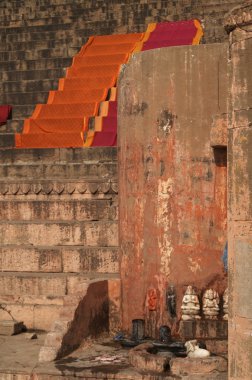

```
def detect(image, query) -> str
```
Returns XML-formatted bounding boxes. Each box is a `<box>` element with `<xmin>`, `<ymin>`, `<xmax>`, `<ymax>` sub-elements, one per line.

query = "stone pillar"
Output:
<box><xmin>225</xmin><ymin>4</ymin><xmax>252</xmax><ymax>379</ymax></box>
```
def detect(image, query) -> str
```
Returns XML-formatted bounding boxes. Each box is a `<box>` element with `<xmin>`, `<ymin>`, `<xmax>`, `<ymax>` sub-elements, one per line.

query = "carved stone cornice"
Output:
<box><xmin>0</xmin><ymin>180</ymin><xmax>118</xmax><ymax>195</ymax></box>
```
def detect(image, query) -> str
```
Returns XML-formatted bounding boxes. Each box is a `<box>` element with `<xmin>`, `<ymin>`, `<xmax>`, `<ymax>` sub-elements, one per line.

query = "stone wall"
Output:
<box><xmin>0</xmin><ymin>147</ymin><xmax>120</xmax><ymax>331</ymax></box>
<box><xmin>118</xmin><ymin>43</ymin><xmax>229</xmax><ymax>334</ymax></box>
<box><xmin>225</xmin><ymin>3</ymin><xmax>252</xmax><ymax>379</ymax></box>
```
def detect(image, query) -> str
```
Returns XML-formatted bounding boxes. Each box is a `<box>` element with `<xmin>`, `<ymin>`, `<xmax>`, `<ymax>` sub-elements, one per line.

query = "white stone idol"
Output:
<box><xmin>203</xmin><ymin>289</ymin><xmax>220</xmax><ymax>319</ymax></box>
<box><xmin>181</xmin><ymin>286</ymin><xmax>201</xmax><ymax>320</ymax></box>
<box><xmin>185</xmin><ymin>340</ymin><xmax>210</xmax><ymax>358</ymax></box>
<box><xmin>223</xmin><ymin>288</ymin><xmax>228</xmax><ymax>320</ymax></box>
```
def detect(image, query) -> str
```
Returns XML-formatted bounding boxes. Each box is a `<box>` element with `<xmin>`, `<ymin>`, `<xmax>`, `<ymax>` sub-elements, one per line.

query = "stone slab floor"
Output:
<box><xmin>0</xmin><ymin>334</ymin><xmax>227</xmax><ymax>380</ymax></box>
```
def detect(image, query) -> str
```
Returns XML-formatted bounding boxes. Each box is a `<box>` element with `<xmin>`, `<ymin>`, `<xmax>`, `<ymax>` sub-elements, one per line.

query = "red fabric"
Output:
<box><xmin>0</xmin><ymin>105</ymin><xmax>12</xmax><ymax>126</ymax></box>
<box><xmin>102</xmin><ymin>116</ymin><xmax>117</xmax><ymax>132</ymax></box>
<box><xmin>91</xmin><ymin>131</ymin><xmax>117</xmax><ymax>146</ymax></box>
<box><xmin>143</xmin><ymin>20</ymin><xmax>198</xmax><ymax>50</ymax></box>
<box><xmin>107</xmin><ymin>101</ymin><xmax>117</xmax><ymax>117</ymax></box>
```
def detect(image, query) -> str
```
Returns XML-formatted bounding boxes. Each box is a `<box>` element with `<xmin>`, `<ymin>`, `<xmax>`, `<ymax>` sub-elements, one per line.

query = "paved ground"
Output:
<box><xmin>0</xmin><ymin>333</ymin><xmax>228</xmax><ymax>380</ymax></box>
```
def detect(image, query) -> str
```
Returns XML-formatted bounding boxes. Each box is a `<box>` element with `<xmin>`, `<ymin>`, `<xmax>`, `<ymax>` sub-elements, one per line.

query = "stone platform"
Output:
<box><xmin>0</xmin><ymin>333</ymin><xmax>227</xmax><ymax>380</ymax></box>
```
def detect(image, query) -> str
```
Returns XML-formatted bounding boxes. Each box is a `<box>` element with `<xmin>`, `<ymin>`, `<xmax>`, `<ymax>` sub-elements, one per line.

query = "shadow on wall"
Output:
<box><xmin>57</xmin><ymin>280</ymin><xmax>109</xmax><ymax>359</ymax></box>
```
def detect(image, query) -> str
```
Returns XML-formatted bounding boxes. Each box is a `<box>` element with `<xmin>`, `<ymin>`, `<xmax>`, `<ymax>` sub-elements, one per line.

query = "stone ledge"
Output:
<box><xmin>128</xmin><ymin>343</ymin><xmax>173</xmax><ymax>373</ymax></box>
<box><xmin>210</xmin><ymin>113</ymin><xmax>228</xmax><ymax>147</ymax></box>
<box><xmin>179</xmin><ymin>320</ymin><xmax>228</xmax><ymax>340</ymax></box>
<box><xmin>0</xmin><ymin>180</ymin><xmax>118</xmax><ymax>195</ymax></box>
<box><xmin>170</xmin><ymin>356</ymin><xmax>228</xmax><ymax>375</ymax></box>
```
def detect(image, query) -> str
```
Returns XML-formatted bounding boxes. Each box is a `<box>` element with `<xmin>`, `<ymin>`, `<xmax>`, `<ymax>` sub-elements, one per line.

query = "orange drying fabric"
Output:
<box><xmin>73</xmin><ymin>53</ymin><xmax>129</xmax><ymax>67</ymax></box>
<box><xmin>88</xmin><ymin>33</ymin><xmax>143</xmax><ymax>45</ymax></box>
<box><xmin>66</xmin><ymin>64</ymin><xmax>121</xmax><ymax>79</ymax></box>
<box><xmin>192</xmin><ymin>19</ymin><xmax>203</xmax><ymax>44</ymax></box>
<box><xmin>78</xmin><ymin>33</ymin><xmax>143</xmax><ymax>55</ymax></box>
<box><xmin>23</xmin><ymin>118</ymin><xmax>89</xmax><ymax>134</ymax></box>
<box><xmin>32</xmin><ymin>103</ymin><xmax>99</xmax><ymax>119</ymax></box>
<box><xmin>58</xmin><ymin>76</ymin><xmax>117</xmax><ymax>91</ymax></box>
<box><xmin>83</xmin><ymin>44</ymin><xmax>137</xmax><ymax>56</ymax></box>
<box><xmin>48</xmin><ymin>88</ymin><xmax>108</xmax><ymax>104</ymax></box>
<box><xmin>15</xmin><ymin>132</ymin><xmax>84</xmax><ymax>148</ymax></box>
<box><xmin>16</xmin><ymin>31</ymin><xmax>144</xmax><ymax>148</ymax></box>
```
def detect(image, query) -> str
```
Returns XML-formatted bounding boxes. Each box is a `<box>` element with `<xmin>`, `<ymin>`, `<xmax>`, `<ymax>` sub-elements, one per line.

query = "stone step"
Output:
<box><xmin>0</xmin><ymin>293</ymin><xmax>63</xmax><ymax>330</ymax></box>
<box><xmin>0</xmin><ymin>11</ymin><xmax>90</xmax><ymax>26</ymax></box>
<box><xmin>0</xmin><ymin>146</ymin><xmax>117</xmax><ymax>164</ymax></box>
<box><xmin>9</xmin><ymin>105</ymin><xmax>34</xmax><ymax>119</ymax></box>
<box><xmin>0</xmin><ymin>134</ymin><xmax>15</xmax><ymax>148</ymax></box>
<box><xmin>0</xmin><ymin>221</ymin><xmax>118</xmax><ymax>246</ymax></box>
<box><xmin>0</xmin><ymin>120</ymin><xmax>23</xmax><ymax>133</ymax></box>
<box><xmin>0</xmin><ymin>57</ymin><xmax>72</xmax><ymax>72</ymax></box>
<box><xmin>0</xmin><ymin>245</ymin><xmax>119</xmax><ymax>273</ymax></box>
<box><xmin>0</xmin><ymin>15</ymin><xmax>80</xmax><ymax>28</ymax></box>
<box><xmin>1</xmin><ymin>78</ymin><xmax>59</xmax><ymax>93</ymax></box>
<box><xmin>0</xmin><ymin>46</ymin><xmax>79</xmax><ymax>61</ymax></box>
<box><xmin>0</xmin><ymin>199</ymin><xmax>118</xmax><ymax>221</ymax></box>
<box><xmin>0</xmin><ymin>67</ymin><xmax>66</xmax><ymax>81</ymax></box>
<box><xmin>5</xmin><ymin>29</ymin><xmax>88</xmax><ymax>43</ymax></box>
<box><xmin>1</xmin><ymin>18</ymin><xmax>112</xmax><ymax>34</ymax></box>
<box><xmin>0</xmin><ymin>272</ymin><xmax>118</xmax><ymax>296</ymax></box>
<box><xmin>0</xmin><ymin>161</ymin><xmax>117</xmax><ymax>179</ymax></box>
<box><xmin>0</xmin><ymin>36</ymin><xmax>84</xmax><ymax>52</ymax></box>
<box><xmin>0</xmin><ymin>91</ymin><xmax>49</xmax><ymax>105</ymax></box>
<box><xmin>0</xmin><ymin>272</ymin><xmax>118</xmax><ymax>331</ymax></box>
<box><xmin>0</xmin><ymin>0</ymin><xmax>91</xmax><ymax>7</ymax></box>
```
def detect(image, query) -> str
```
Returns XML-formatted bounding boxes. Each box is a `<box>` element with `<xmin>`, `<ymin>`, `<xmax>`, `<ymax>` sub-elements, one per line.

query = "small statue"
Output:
<box><xmin>185</xmin><ymin>340</ymin><xmax>210</xmax><ymax>358</ymax></box>
<box><xmin>181</xmin><ymin>286</ymin><xmax>201</xmax><ymax>320</ymax></box>
<box><xmin>203</xmin><ymin>289</ymin><xmax>220</xmax><ymax>319</ymax></box>
<box><xmin>223</xmin><ymin>288</ymin><xmax>228</xmax><ymax>320</ymax></box>
<box><xmin>147</xmin><ymin>288</ymin><xmax>157</xmax><ymax>311</ymax></box>
<box><xmin>166</xmin><ymin>285</ymin><xmax>176</xmax><ymax>318</ymax></box>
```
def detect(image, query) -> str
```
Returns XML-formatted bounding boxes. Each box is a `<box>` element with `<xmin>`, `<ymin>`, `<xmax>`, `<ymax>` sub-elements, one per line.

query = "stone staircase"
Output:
<box><xmin>0</xmin><ymin>0</ymin><xmax>244</xmax><ymax>362</ymax></box>
<box><xmin>0</xmin><ymin>0</ymin><xmax>244</xmax><ymax>143</ymax></box>
<box><xmin>0</xmin><ymin>147</ymin><xmax>120</xmax><ymax>338</ymax></box>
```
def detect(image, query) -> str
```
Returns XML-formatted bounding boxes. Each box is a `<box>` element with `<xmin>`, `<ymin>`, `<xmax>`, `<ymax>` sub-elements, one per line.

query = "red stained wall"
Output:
<box><xmin>118</xmin><ymin>43</ymin><xmax>228</xmax><ymax>335</ymax></box>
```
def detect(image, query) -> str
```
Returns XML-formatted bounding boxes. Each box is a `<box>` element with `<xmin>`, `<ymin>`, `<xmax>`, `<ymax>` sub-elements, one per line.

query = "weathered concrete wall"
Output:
<box><xmin>225</xmin><ymin>3</ymin><xmax>252</xmax><ymax>379</ymax></box>
<box><xmin>118</xmin><ymin>43</ymin><xmax>228</xmax><ymax>334</ymax></box>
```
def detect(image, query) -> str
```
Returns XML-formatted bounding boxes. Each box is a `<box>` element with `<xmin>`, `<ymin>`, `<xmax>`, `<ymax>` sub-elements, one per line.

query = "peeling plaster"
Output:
<box><xmin>157</xmin><ymin>178</ymin><xmax>174</xmax><ymax>278</ymax></box>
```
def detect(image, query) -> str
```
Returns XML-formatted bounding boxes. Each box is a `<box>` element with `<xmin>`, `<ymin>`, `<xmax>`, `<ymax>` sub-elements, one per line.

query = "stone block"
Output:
<box><xmin>170</xmin><ymin>356</ymin><xmax>228</xmax><ymax>375</ymax></box>
<box><xmin>129</xmin><ymin>343</ymin><xmax>173</xmax><ymax>373</ymax></box>
<box><xmin>44</xmin><ymin>331</ymin><xmax>63</xmax><ymax>349</ymax></box>
<box><xmin>0</xmin><ymin>221</ymin><xmax>118</xmax><ymax>246</ymax></box>
<box><xmin>33</xmin><ymin>304</ymin><xmax>62</xmax><ymax>331</ymax></box>
<box><xmin>0</xmin><ymin>304</ymin><xmax>34</xmax><ymax>329</ymax></box>
<box><xmin>0</xmin><ymin>247</ymin><xmax>62</xmax><ymax>273</ymax></box>
<box><xmin>0</xmin><ymin>295</ymin><xmax>64</xmax><ymax>307</ymax></box>
<box><xmin>62</xmin><ymin>247</ymin><xmax>119</xmax><ymax>273</ymax></box>
<box><xmin>66</xmin><ymin>277</ymin><xmax>90</xmax><ymax>294</ymax></box>
<box><xmin>0</xmin><ymin>273</ymin><xmax>67</xmax><ymax>297</ymax></box>
<box><xmin>0</xmin><ymin>199</ymin><xmax>117</xmax><ymax>222</ymax></box>
<box><xmin>38</xmin><ymin>346</ymin><xmax>58</xmax><ymax>363</ymax></box>
<box><xmin>179</xmin><ymin>320</ymin><xmax>228</xmax><ymax>340</ymax></box>
<box><xmin>51</xmin><ymin>319</ymin><xmax>71</xmax><ymax>333</ymax></box>
<box><xmin>0</xmin><ymin>320</ymin><xmax>24</xmax><ymax>335</ymax></box>
<box><xmin>206</xmin><ymin>339</ymin><xmax>228</xmax><ymax>355</ymax></box>
<box><xmin>210</xmin><ymin>114</ymin><xmax>228</xmax><ymax>147</ymax></box>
